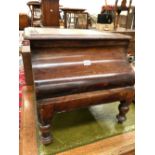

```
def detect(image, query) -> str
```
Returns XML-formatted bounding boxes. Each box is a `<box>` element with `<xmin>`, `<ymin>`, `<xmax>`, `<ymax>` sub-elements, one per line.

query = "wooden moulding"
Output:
<box><xmin>38</xmin><ymin>86</ymin><xmax>135</xmax><ymax>112</ymax></box>
<box><xmin>30</xmin><ymin>39</ymin><xmax>130</xmax><ymax>48</ymax></box>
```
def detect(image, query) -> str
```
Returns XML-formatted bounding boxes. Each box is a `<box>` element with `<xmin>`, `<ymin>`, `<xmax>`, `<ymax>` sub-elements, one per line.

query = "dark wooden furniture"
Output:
<box><xmin>112</xmin><ymin>28</ymin><xmax>135</xmax><ymax>56</ymax></box>
<box><xmin>21</xmin><ymin>39</ymin><xmax>34</xmax><ymax>85</ymax></box>
<box><xmin>24</xmin><ymin>27</ymin><xmax>135</xmax><ymax>145</ymax></box>
<box><xmin>19</xmin><ymin>31</ymin><xmax>34</xmax><ymax>85</ymax></box>
<box><xmin>19</xmin><ymin>13</ymin><xmax>30</xmax><ymax>30</ymax></box>
<box><xmin>41</xmin><ymin>0</ymin><xmax>60</xmax><ymax>27</ymax></box>
<box><xmin>27</xmin><ymin>1</ymin><xmax>41</xmax><ymax>27</ymax></box>
<box><xmin>61</xmin><ymin>8</ymin><xmax>88</xmax><ymax>29</ymax></box>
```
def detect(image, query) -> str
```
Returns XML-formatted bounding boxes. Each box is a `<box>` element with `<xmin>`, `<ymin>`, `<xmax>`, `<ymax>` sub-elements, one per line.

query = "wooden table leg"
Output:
<box><xmin>64</xmin><ymin>12</ymin><xmax>67</xmax><ymax>28</ymax></box>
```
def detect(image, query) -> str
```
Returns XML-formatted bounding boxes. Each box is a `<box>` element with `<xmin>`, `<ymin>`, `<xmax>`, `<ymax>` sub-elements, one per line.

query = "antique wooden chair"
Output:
<box><xmin>27</xmin><ymin>1</ymin><xmax>41</xmax><ymax>27</ymax></box>
<box><xmin>114</xmin><ymin>0</ymin><xmax>132</xmax><ymax>29</ymax></box>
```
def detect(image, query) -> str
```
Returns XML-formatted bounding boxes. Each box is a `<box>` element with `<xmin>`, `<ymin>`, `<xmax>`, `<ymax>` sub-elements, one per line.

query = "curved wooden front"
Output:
<box><xmin>24</xmin><ymin>28</ymin><xmax>135</xmax><ymax>145</ymax></box>
<box><xmin>31</xmin><ymin>46</ymin><xmax>134</xmax><ymax>99</ymax></box>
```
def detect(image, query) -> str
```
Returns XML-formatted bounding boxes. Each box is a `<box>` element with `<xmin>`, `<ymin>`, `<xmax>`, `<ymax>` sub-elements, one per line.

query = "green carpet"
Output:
<box><xmin>38</xmin><ymin>102</ymin><xmax>135</xmax><ymax>155</ymax></box>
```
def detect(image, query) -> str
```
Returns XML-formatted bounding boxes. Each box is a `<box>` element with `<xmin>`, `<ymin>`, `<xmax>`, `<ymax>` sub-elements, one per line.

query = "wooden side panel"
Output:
<box><xmin>21</xmin><ymin>51</ymin><xmax>34</xmax><ymax>86</ymax></box>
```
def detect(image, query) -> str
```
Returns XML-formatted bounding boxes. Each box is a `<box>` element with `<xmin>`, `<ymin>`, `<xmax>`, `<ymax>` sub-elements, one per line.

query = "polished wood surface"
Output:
<box><xmin>19</xmin><ymin>86</ymin><xmax>38</xmax><ymax>155</ymax></box>
<box><xmin>20</xmin><ymin>86</ymin><xmax>134</xmax><ymax>155</ymax></box>
<box><xmin>58</xmin><ymin>131</ymin><xmax>135</xmax><ymax>155</ymax></box>
<box><xmin>24</xmin><ymin>27</ymin><xmax>135</xmax><ymax>145</ymax></box>
<box><xmin>24</xmin><ymin>27</ymin><xmax>131</xmax><ymax>39</ymax></box>
<box><xmin>32</xmin><ymin>46</ymin><xmax>134</xmax><ymax>99</ymax></box>
<box><xmin>41</xmin><ymin>0</ymin><xmax>60</xmax><ymax>26</ymax></box>
<box><xmin>38</xmin><ymin>86</ymin><xmax>134</xmax><ymax>113</ymax></box>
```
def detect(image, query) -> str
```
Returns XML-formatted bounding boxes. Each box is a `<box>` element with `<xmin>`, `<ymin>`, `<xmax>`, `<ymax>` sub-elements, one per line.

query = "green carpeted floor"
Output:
<box><xmin>38</xmin><ymin>102</ymin><xmax>135</xmax><ymax>155</ymax></box>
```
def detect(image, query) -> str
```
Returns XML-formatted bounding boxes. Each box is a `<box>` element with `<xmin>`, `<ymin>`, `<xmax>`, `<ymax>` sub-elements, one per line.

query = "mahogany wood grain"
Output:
<box><xmin>38</xmin><ymin>86</ymin><xmax>134</xmax><ymax>112</ymax></box>
<box><xmin>24</xmin><ymin>28</ymin><xmax>135</xmax><ymax>145</ymax></box>
<box><xmin>19</xmin><ymin>86</ymin><xmax>38</xmax><ymax>155</ymax></box>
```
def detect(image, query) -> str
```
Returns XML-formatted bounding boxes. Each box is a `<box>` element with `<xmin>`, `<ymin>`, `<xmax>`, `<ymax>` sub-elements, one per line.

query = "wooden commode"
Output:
<box><xmin>24</xmin><ymin>27</ymin><xmax>135</xmax><ymax>145</ymax></box>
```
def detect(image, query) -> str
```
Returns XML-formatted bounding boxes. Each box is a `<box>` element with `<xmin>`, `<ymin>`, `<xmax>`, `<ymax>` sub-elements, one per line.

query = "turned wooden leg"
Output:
<box><xmin>116</xmin><ymin>100</ymin><xmax>130</xmax><ymax>123</ymax></box>
<box><xmin>37</xmin><ymin>104</ymin><xmax>54</xmax><ymax>145</ymax></box>
<box><xmin>39</xmin><ymin>123</ymin><xmax>52</xmax><ymax>145</ymax></box>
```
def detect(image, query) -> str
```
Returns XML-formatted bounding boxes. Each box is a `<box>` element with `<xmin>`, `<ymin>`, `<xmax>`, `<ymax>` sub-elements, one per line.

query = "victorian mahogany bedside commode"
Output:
<box><xmin>24</xmin><ymin>27</ymin><xmax>135</xmax><ymax>145</ymax></box>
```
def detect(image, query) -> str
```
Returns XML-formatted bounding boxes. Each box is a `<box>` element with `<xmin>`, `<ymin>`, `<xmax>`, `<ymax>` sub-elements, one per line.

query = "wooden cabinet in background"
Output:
<box><xmin>41</xmin><ymin>0</ymin><xmax>60</xmax><ymax>27</ymax></box>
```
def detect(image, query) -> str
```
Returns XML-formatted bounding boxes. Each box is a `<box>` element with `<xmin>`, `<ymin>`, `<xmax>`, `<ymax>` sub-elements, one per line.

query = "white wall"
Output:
<box><xmin>60</xmin><ymin>0</ymin><xmax>105</xmax><ymax>14</ymax></box>
<box><xmin>60</xmin><ymin>0</ymin><xmax>135</xmax><ymax>15</ymax></box>
<box><xmin>19</xmin><ymin>0</ymin><xmax>135</xmax><ymax>15</ymax></box>
<box><xmin>19</xmin><ymin>0</ymin><xmax>30</xmax><ymax>13</ymax></box>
